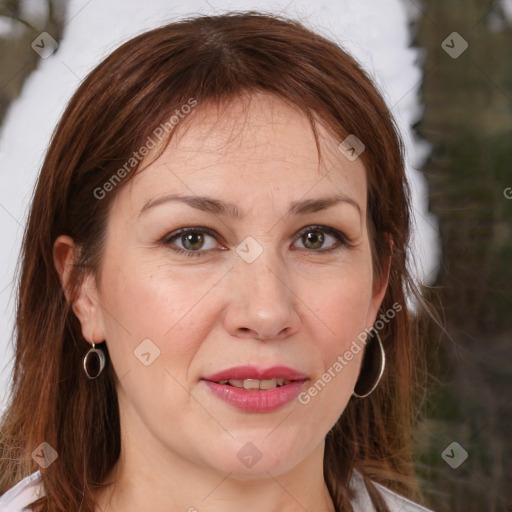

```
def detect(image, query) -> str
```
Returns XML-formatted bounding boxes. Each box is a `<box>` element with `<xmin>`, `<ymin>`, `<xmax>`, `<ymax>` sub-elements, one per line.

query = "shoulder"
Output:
<box><xmin>349</xmin><ymin>470</ymin><xmax>436</xmax><ymax>512</ymax></box>
<box><xmin>0</xmin><ymin>471</ymin><xmax>45</xmax><ymax>512</ymax></box>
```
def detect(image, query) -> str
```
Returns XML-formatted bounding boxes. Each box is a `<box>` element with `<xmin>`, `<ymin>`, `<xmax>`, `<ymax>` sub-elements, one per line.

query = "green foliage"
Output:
<box><xmin>414</xmin><ymin>1</ymin><xmax>512</xmax><ymax>511</ymax></box>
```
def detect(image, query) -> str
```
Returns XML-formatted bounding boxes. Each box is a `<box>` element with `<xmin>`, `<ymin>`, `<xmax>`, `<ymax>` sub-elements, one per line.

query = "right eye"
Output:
<box><xmin>162</xmin><ymin>227</ymin><xmax>225</xmax><ymax>257</ymax></box>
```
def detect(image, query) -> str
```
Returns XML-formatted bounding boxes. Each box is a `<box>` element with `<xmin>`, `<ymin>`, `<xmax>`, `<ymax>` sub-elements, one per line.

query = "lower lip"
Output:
<box><xmin>202</xmin><ymin>379</ymin><xmax>308</xmax><ymax>412</ymax></box>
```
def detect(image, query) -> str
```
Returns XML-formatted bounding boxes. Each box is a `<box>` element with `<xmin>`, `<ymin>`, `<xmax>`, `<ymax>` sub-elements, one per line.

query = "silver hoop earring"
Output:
<box><xmin>352</xmin><ymin>330</ymin><xmax>385</xmax><ymax>398</ymax></box>
<box><xmin>83</xmin><ymin>342</ymin><xmax>106</xmax><ymax>379</ymax></box>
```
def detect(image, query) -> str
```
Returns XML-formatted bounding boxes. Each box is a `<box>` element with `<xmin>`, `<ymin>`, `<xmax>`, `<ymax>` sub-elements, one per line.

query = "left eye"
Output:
<box><xmin>162</xmin><ymin>225</ymin><xmax>350</xmax><ymax>258</ymax></box>
<box><xmin>294</xmin><ymin>227</ymin><xmax>343</xmax><ymax>251</ymax></box>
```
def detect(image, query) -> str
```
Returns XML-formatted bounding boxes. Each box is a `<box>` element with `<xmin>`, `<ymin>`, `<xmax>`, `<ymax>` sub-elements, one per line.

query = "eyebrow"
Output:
<box><xmin>138</xmin><ymin>192</ymin><xmax>361</xmax><ymax>219</ymax></box>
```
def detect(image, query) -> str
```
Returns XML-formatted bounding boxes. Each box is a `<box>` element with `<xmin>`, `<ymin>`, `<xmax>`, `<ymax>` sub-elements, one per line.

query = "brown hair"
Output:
<box><xmin>0</xmin><ymin>11</ymin><xmax>428</xmax><ymax>511</ymax></box>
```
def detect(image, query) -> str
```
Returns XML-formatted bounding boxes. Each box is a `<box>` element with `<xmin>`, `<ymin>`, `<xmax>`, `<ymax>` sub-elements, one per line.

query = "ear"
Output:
<box><xmin>53</xmin><ymin>235</ymin><xmax>106</xmax><ymax>344</ymax></box>
<box><xmin>366</xmin><ymin>234</ymin><xmax>394</xmax><ymax>326</ymax></box>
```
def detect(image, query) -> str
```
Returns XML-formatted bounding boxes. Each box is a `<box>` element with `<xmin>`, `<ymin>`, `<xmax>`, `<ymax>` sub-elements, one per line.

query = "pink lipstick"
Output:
<box><xmin>202</xmin><ymin>365</ymin><xmax>308</xmax><ymax>412</ymax></box>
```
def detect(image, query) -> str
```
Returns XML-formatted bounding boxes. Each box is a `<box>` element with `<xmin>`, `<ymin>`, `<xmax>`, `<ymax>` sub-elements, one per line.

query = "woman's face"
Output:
<box><xmin>67</xmin><ymin>93</ymin><xmax>387</xmax><ymax>479</ymax></box>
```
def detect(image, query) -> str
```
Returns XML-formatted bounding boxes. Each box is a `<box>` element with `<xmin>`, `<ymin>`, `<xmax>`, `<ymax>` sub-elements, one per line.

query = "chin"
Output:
<box><xmin>202</xmin><ymin>438</ymin><xmax>301</xmax><ymax>479</ymax></box>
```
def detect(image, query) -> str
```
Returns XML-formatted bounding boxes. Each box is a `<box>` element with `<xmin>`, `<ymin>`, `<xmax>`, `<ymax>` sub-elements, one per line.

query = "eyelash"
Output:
<box><xmin>161</xmin><ymin>225</ymin><xmax>354</xmax><ymax>258</ymax></box>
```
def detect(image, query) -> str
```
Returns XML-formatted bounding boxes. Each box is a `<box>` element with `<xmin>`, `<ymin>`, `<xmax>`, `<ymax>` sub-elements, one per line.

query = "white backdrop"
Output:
<box><xmin>0</xmin><ymin>0</ymin><xmax>439</xmax><ymax>412</ymax></box>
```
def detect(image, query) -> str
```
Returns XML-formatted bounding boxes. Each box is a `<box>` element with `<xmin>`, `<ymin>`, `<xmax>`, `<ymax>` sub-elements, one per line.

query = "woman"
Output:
<box><xmin>0</xmin><ymin>11</ymin><xmax>435</xmax><ymax>512</ymax></box>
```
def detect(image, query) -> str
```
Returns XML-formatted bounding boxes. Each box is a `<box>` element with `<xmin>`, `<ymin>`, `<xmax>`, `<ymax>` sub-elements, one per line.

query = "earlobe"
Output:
<box><xmin>71</xmin><ymin>275</ymin><xmax>104</xmax><ymax>342</ymax></box>
<box><xmin>379</xmin><ymin>234</ymin><xmax>393</xmax><ymax>295</ymax></box>
<box><xmin>53</xmin><ymin>235</ymin><xmax>106</xmax><ymax>344</ymax></box>
<box><xmin>369</xmin><ymin>234</ymin><xmax>394</xmax><ymax>324</ymax></box>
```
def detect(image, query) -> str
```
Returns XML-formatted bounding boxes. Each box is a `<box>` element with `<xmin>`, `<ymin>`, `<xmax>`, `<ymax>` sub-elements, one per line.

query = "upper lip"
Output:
<box><xmin>202</xmin><ymin>365</ymin><xmax>307</xmax><ymax>382</ymax></box>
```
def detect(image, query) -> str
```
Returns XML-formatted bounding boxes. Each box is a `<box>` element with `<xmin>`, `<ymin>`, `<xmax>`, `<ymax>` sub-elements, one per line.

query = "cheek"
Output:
<box><xmin>96</xmin><ymin>255</ymin><xmax>214</xmax><ymax>433</ymax></box>
<box><xmin>298</xmin><ymin>262</ymin><xmax>374</xmax><ymax>411</ymax></box>
<box><xmin>311</xmin><ymin>262</ymin><xmax>374</xmax><ymax>345</ymax></box>
<box><xmin>98</xmin><ymin>253</ymin><xmax>221</xmax><ymax>373</ymax></box>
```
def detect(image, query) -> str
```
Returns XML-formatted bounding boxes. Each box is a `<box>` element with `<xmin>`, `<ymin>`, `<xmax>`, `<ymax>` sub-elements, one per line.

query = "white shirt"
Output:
<box><xmin>0</xmin><ymin>469</ymin><xmax>435</xmax><ymax>511</ymax></box>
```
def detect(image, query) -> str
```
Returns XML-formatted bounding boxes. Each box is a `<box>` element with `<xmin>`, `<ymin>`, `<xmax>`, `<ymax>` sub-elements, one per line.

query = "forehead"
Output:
<box><xmin>122</xmin><ymin>92</ymin><xmax>367</xmax><ymax>214</ymax></box>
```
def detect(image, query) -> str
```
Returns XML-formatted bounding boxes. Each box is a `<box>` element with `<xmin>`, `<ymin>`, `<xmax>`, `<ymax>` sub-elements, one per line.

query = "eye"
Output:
<box><xmin>293</xmin><ymin>225</ymin><xmax>351</xmax><ymax>252</ymax></box>
<box><xmin>161</xmin><ymin>225</ymin><xmax>352</xmax><ymax>258</ymax></box>
<box><xmin>162</xmin><ymin>227</ymin><xmax>223</xmax><ymax>257</ymax></box>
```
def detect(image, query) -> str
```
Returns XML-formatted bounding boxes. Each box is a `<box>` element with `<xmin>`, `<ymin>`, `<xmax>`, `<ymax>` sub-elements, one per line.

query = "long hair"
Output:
<box><xmin>0</xmin><ymin>11</ymin><xmax>428</xmax><ymax>511</ymax></box>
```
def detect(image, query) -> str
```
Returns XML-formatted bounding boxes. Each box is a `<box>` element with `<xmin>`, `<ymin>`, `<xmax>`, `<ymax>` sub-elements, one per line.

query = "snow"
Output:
<box><xmin>0</xmin><ymin>0</ymin><xmax>439</xmax><ymax>411</ymax></box>
<box><xmin>19</xmin><ymin>0</ymin><xmax>50</xmax><ymax>22</ymax></box>
<box><xmin>501</xmin><ymin>0</ymin><xmax>512</xmax><ymax>23</ymax></box>
<box><xmin>487</xmin><ymin>0</ymin><xmax>512</xmax><ymax>31</ymax></box>
<box><xmin>0</xmin><ymin>17</ymin><xmax>17</xmax><ymax>37</ymax></box>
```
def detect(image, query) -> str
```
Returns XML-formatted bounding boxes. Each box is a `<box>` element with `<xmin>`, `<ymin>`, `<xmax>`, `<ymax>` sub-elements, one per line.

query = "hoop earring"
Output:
<box><xmin>352</xmin><ymin>330</ymin><xmax>386</xmax><ymax>398</ymax></box>
<box><xmin>83</xmin><ymin>342</ymin><xmax>106</xmax><ymax>379</ymax></box>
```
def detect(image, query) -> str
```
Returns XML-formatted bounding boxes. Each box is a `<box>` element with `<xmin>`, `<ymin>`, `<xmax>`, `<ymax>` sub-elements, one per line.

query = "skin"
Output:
<box><xmin>54</xmin><ymin>92</ymin><xmax>389</xmax><ymax>512</ymax></box>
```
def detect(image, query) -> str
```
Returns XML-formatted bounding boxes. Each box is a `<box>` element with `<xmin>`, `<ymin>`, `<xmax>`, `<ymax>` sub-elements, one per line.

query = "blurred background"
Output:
<box><xmin>412</xmin><ymin>1</ymin><xmax>512</xmax><ymax>510</ymax></box>
<box><xmin>0</xmin><ymin>1</ymin><xmax>510</xmax><ymax>511</ymax></box>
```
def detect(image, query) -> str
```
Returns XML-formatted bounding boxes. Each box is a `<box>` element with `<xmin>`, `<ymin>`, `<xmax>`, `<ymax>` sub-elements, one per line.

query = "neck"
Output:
<box><xmin>94</xmin><ymin>426</ymin><xmax>335</xmax><ymax>512</ymax></box>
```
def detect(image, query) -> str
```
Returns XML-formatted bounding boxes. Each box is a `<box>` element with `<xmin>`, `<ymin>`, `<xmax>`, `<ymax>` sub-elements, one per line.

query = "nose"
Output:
<box><xmin>223</xmin><ymin>250</ymin><xmax>301</xmax><ymax>341</ymax></box>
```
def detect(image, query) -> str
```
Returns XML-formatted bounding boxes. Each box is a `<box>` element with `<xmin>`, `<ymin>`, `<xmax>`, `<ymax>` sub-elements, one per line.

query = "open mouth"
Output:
<box><xmin>214</xmin><ymin>378</ymin><xmax>294</xmax><ymax>390</ymax></box>
<box><xmin>202</xmin><ymin>367</ymin><xmax>308</xmax><ymax>411</ymax></box>
<box><xmin>201</xmin><ymin>365</ymin><xmax>308</xmax><ymax>411</ymax></box>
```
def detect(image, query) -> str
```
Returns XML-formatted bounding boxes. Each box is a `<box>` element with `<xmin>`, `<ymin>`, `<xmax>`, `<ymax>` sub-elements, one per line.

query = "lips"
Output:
<box><xmin>202</xmin><ymin>365</ymin><xmax>307</xmax><ymax>382</ymax></box>
<box><xmin>217</xmin><ymin>377</ymin><xmax>291</xmax><ymax>390</ymax></box>
<box><xmin>201</xmin><ymin>366</ymin><xmax>308</xmax><ymax>412</ymax></box>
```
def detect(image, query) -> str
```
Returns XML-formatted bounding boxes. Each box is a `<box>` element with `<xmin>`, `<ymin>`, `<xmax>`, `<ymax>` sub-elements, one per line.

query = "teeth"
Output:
<box><xmin>243</xmin><ymin>379</ymin><xmax>262</xmax><ymax>390</ymax></box>
<box><xmin>258</xmin><ymin>378</ymin><xmax>277</xmax><ymax>390</ymax></box>
<box><xmin>219</xmin><ymin>378</ymin><xmax>291</xmax><ymax>390</ymax></box>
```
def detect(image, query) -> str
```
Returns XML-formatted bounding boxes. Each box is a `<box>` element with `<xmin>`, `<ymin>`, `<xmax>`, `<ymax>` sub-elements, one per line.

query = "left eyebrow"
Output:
<box><xmin>137</xmin><ymin>193</ymin><xmax>361</xmax><ymax>219</ymax></box>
